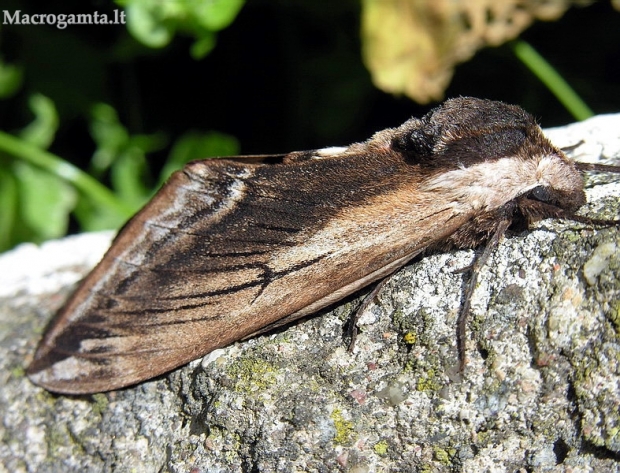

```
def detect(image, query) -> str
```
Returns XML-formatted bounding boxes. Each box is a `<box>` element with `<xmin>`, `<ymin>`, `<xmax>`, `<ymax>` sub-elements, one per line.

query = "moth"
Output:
<box><xmin>27</xmin><ymin>97</ymin><xmax>619</xmax><ymax>394</ymax></box>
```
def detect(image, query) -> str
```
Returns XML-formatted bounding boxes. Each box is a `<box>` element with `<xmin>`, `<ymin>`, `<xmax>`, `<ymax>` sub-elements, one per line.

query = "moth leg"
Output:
<box><xmin>346</xmin><ymin>278</ymin><xmax>389</xmax><ymax>352</ymax></box>
<box><xmin>457</xmin><ymin>218</ymin><xmax>511</xmax><ymax>372</ymax></box>
<box><xmin>452</xmin><ymin>262</ymin><xmax>473</xmax><ymax>275</ymax></box>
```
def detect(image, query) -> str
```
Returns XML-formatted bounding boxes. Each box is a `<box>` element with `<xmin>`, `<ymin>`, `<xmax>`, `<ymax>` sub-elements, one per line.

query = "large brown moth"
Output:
<box><xmin>27</xmin><ymin>97</ymin><xmax>620</xmax><ymax>394</ymax></box>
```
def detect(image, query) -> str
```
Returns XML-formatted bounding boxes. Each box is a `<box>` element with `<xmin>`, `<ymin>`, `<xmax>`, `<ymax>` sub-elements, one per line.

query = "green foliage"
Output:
<box><xmin>511</xmin><ymin>40</ymin><xmax>594</xmax><ymax>121</ymax></box>
<box><xmin>0</xmin><ymin>1</ymin><xmax>243</xmax><ymax>252</ymax></box>
<box><xmin>0</xmin><ymin>167</ymin><xmax>18</xmax><ymax>250</ymax></box>
<box><xmin>19</xmin><ymin>94</ymin><xmax>59</xmax><ymax>148</ymax></box>
<box><xmin>0</xmin><ymin>94</ymin><xmax>239</xmax><ymax>250</ymax></box>
<box><xmin>160</xmin><ymin>130</ymin><xmax>239</xmax><ymax>184</ymax></box>
<box><xmin>0</xmin><ymin>95</ymin><xmax>76</xmax><ymax>248</ymax></box>
<box><xmin>0</xmin><ymin>58</ymin><xmax>23</xmax><ymax>99</ymax></box>
<box><xmin>13</xmin><ymin>160</ymin><xmax>76</xmax><ymax>241</ymax></box>
<box><xmin>88</xmin><ymin>104</ymin><xmax>162</xmax><ymax>212</ymax></box>
<box><xmin>118</xmin><ymin>0</ymin><xmax>245</xmax><ymax>58</ymax></box>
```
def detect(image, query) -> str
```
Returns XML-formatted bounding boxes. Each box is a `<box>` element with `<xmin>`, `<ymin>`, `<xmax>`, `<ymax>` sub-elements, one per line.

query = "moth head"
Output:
<box><xmin>522</xmin><ymin>152</ymin><xmax>586</xmax><ymax>212</ymax></box>
<box><xmin>393</xmin><ymin>98</ymin><xmax>588</xmax><ymax>216</ymax></box>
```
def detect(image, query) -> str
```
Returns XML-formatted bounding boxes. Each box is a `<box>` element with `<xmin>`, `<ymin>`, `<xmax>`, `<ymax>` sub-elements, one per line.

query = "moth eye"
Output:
<box><xmin>529</xmin><ymin>186</ymin><xmax>552</xmax><ymax>202</ymax></box>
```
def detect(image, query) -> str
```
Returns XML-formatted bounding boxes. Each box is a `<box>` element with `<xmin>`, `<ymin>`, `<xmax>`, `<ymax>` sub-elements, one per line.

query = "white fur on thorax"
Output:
<box><xmin>422</xmin><ymin>155</ymin><xmax>579</xmax><ymax>211</ymax></box>
<box><xmin>314</xmin><ymin>146</ymin><xmax>349</xmax><ymax>157</ymax></box>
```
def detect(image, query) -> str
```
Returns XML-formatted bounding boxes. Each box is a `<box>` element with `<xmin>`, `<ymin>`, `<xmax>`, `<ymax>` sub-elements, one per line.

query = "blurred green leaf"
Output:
<box><xmin>110</xmin><ymin>147</ymin><xmax>150</xmax><ymax>208</ymax></box>
<box><xmin>89</xmin><ymin>102</ymin><xmax>166</xmax><ymax>209</ymax></box>
<box><xmin>193</xmin><ymin>0</ymin><xmax>245</xmax><ymax>31</ymax></box>
<box><xmin>19</xmin><ymin>94</ymin><xmax>59</xmax><ymax>149</ymax></box>
<box><xmin>0</xmin><ymin>58</ymin><xmax>22</xmax><ymax>99</ymax></box>
<box><xmin>0</xmin><ymin>95</ymin><xmax>136</xmax><ymax>251</ymax></box>
<box><xmin>511</xmin><ymin>40</ymin><xmax>594</xmax><ymax>121</ymax></box>
<box><xmin>125</xmin><ymin>0</ymin><xmax>175</xmax><ymax>48</ymax></box>
<box><xmin>90</xmin><ymin>103</ymin><xmax>131</xmax><ymax>174</ymax></box>
<box><xmin>73</xmin><ymin>196</ymin><xmax>130</xmax><ymax>233</ymax></box>
<box><xmin>13</xmin><ymin>161</ymin><xmax>77</xmax><ymax>242</ymax></box>
<box><xmin>119</xmin><ymin>0</ymin><xmax>244</xmax><ymax>56</ymax></box>
<box><xmin>160</xmin><ymin>130</ymin><xmax>239</xmax><ymax>184</ymax></box>
<box><xmin>0</xmin><ymin>128</ymin><xmax>134</xmax><ymax>226</ymax></box>
<box><xmin>0</xmin><ymin>168</ymin><xmax>18</xmax><ymax>250</ymax></box>
<box><xmin>190</xmin><ymin>33</ymin><xmax>216</xmax><ymax>59</ymax></box>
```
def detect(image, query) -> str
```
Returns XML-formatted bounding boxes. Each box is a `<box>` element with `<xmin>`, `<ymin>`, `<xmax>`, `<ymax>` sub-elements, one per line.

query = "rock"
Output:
<box><xmin>1</xmin><ymin>114</ymin><xmax>620</xmax><ymax>472</ymax></box>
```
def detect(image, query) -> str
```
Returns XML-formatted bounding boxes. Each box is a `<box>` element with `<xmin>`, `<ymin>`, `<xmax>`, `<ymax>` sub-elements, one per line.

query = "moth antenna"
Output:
<box><xmin>572</xmin><ymin>162</ymin><xmax>620</xmax><ymax>226</ymax></box>
<box><xmin>569</xmin><ymin>214</ymin><xmax>620</xmax><ymax>227</ymax></box>
<box><xmin>560</xmin><ymin>140</ymin><xmax>585</xmax><ymax>153</ymax></box>
<box><xmin>574</xmin><ymin>161</ymin><xmax>620</xmax><ymax>225</ymax></box>
<box><xmin>575</xmin><ymin>162</ymin><xmax>620</xmax><ymax>174</ymax></box>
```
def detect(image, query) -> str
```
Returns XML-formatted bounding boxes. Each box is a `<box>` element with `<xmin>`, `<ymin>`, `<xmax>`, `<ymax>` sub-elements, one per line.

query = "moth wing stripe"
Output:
<box><xmin>144</xmin><ymin>220</ymin><xmax>302</xmax><ymax>237</ymax></box>
<box><xmin>245</xmin><ymin>187</ymin><xmax>318</xmax><ymax>206</ymax></box>
<box><xmin>50</xmin><ymin>344</ymin><xmax>191</xmax><ymax>359</ymax></box>
<box><xmin>72</xmin><ymin>311</ymin><xmax>226</xmax><ymax>331</ymax></box>
<box><xmin>153</xmin><ymin>253</ymin><xmax>330</xmax><ymax>302</ymax></box>
<box><xmin>94</xmin><ymin>252</ymin><xmax>330</xmax><ymax>315</ymax></box>
<box><xmin>252</xmin><ymin>223</ymin><xmax>301</xmax><ymax>233</ymax></box>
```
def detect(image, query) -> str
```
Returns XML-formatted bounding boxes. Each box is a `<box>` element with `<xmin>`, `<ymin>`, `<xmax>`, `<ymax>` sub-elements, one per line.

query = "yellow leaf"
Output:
<box><xmin>361</xmin><ymin>0</ymin><xmax>572</xmax><ymax>103</ymax></box>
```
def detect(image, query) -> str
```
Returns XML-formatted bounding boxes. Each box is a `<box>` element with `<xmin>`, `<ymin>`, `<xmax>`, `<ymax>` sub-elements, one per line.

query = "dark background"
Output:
<box><xmin>2</xmin><ymin>1</ymin><xmax>619</xmax><ymax>155</ymax></box>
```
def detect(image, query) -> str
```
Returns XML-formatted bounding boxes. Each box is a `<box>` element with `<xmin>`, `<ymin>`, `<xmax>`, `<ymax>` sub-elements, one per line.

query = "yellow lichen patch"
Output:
<box><xmin>609</xmin><ymin>301</ymin><xmax>620</xmax><ymax>337</ymax></box>
<box><xmin>416</xmin><ymin>369</ymin><xmax>441</xmax><ymax>392</ymax></box>
<box><xmin>226</xmin><ymin>357</ymin><xmax>277</xmax><ymax>394</ymax></box>
<box><xmin>433</xmin><ymin>446</ymin><xmax>456</xmax><ymax>466</ymax></box>
<box><xmin>373</xmin><ymin>440</ymin><xmax>389</xmax><ymax>455</ymax></box>
<box><xmin>331</xmin><ymin>408</ymin><xmax>355</xmax><ymax>445</ymax></box>
<box><xmin>403</xmin><ymin>331</ymin><xmax>417</xmax><ymax>345</ymax></box>
<box><xmin>90</xmin><ymin>393</ymin><xmax>109</xmax><ymax>416</ymax></box>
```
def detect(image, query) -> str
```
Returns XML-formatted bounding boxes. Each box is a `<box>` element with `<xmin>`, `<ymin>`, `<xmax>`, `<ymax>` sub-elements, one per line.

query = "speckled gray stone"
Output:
<box><xmin>1</xmin><ymin>114</ymin><xmax>620</xmax><ymax>472</ymax></box>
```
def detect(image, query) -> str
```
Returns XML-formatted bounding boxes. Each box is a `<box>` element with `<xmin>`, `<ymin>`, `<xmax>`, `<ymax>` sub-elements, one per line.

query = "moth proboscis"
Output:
<box><xmin>27</xmin><ymin>97</ymin><xmax>620</xmax><ymax>394</ymax></box>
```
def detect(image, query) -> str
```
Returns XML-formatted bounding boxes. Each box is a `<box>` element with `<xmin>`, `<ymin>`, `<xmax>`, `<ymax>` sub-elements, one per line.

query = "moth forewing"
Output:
<box><xmin>26</xmin><ymin>139</ymin><xmax>468</xmax><ymax>394</ymax></box>
<box><xmin>27</xmin><ymin>97</ymin><xmax>619</xmax><ymax>394</ymax></box>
